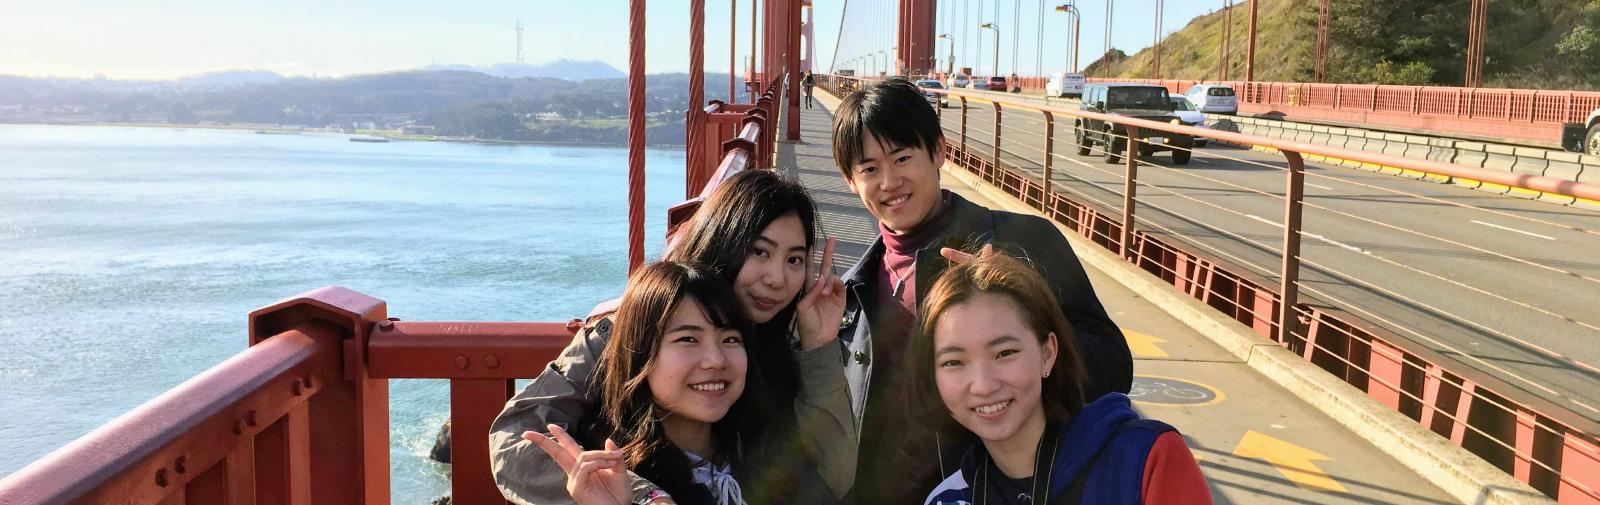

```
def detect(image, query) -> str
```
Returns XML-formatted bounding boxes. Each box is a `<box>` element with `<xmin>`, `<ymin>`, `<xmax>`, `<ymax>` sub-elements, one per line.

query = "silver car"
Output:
<box><xmin>916</xmin><ymin>79</ymin><xmax>948</xmax><ymax>108</ymax></box>
<box><xmin>1170</xmin><ymin>96</ymin><xmax>1209</xmax><ymax>147</ymax></box>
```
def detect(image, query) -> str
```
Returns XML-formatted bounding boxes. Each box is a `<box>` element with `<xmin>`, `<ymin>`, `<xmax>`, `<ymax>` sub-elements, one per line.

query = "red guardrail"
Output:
<box><xmin>1089</xmin><ymin>78</ymin><xmax>1600</xmax><ymax>146</ymax></box>
<box><xmin>819</xmin><ymin>74</ymin><xmax>1600</xmax><ymax>503</ymax></box>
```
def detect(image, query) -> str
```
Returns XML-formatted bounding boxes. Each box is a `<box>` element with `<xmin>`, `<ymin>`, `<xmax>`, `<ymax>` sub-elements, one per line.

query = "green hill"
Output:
<box><xmin>1088</xmin><ymin>0</ymin><xmax>1600</xmax><ymax>90</ymax></box>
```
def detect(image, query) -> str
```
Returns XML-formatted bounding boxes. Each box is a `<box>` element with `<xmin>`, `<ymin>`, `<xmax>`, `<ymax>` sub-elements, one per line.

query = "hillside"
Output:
<box><xmin>1091</xmin><ymin>0</ymin><xmax>1600</xmax><ymax>90</ymax></box>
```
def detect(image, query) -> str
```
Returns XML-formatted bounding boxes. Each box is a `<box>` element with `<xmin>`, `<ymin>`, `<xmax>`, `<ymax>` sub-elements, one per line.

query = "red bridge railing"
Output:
<box><xmin>1090</xmin><ymin>78</ymin><xmax>1600</xmax><ymax>146</ymax></box>
<box><xmin>0</xmin><ymin>67</ymin><xmax>791</xmax><ymax>505</ymax></box>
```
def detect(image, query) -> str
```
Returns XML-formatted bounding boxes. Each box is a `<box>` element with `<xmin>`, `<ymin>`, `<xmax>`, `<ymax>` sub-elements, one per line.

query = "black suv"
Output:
<box><xmin>1074</xmin><ymin>83</ymin><xmax>1193</xmax><ymax>165</ymax></box>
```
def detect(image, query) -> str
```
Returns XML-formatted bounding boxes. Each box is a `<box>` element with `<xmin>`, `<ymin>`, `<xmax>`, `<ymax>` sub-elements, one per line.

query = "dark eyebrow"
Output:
<box><xmin>667</xmin><ymin>324</ymin><xmax>706</xmax><ymax>334</ymax></box>
<box><xmin>935</xmin><ymin>335</ymin><xmax>1022</xmax><ymax>358</ymax></box>
<box><xmin>856</xmin><ymin>146</ymin><xmax>908</xmax><ymax>165</ymax></box>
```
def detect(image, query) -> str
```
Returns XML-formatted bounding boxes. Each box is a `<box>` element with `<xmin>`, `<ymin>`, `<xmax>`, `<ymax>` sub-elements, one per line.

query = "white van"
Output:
<box><xmin>1046</xmin><ymin>72</ymin><xmax>1086</xmax><ymax>98</ymax></box>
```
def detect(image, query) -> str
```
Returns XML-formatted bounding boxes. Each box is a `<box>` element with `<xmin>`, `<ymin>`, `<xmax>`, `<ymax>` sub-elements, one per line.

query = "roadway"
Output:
<box><xmin>933</xmin><ymin>97</ymin><xmax>1600</xmax><ymax>428</ymax></box>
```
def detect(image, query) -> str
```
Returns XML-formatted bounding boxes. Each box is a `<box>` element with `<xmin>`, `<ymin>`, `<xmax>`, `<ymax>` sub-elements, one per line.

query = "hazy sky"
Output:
<box><xmin>0</xmin><ymin>0</ymin><xmax>1228</xmax><ymax>80</ymax></box>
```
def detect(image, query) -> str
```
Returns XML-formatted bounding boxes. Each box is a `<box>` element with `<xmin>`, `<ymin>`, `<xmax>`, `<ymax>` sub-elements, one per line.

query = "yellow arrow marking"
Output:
<box><xmin>1232</xmin><ymin>430</ymin><xmax>1347</xmax><ymax>493</ymax></box>
<box><xmin>1124</xmin><ymin>329</ymin><xmax>1170</xmax><ymax>358</ymax></box>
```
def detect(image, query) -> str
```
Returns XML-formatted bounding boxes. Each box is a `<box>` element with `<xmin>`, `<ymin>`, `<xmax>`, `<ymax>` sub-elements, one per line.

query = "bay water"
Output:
<box><xmin>0</xmin><ymin>124</ymin><xmax>684</xmax><ymax>501</ymax></box>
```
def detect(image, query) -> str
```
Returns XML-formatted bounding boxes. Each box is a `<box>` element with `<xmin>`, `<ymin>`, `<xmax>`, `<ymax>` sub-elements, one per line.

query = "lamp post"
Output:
<box><xmin>1055</xmin><ymin>3</ymin><xmax>1081</xmax><ymax>73</ymax></box>
<box><xmin>1104</xmin><ymin>0</ymin><xmax>1114</xmax><ymax>78</ymax></box>
<box><xmin>878</xmin><ymin>49</ymin><xmax>890</xmax><ymax>76</ymax></box>
<box><xmin>980</xmin><ymin>23</ymin><xmax>1000</xmax><ymax>78</ymax></box>
<box><xmin>939</xmin><ymin>33</ymin><xmax>955</xmax><ymax>75</ymax></box>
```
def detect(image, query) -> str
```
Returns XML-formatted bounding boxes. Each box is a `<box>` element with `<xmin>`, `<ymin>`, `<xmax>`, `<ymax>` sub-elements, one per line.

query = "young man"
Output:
<box><xmin>829</xmin><ymin>78</ymin><xmax>1132</xmax><ymax>504</ymax></box>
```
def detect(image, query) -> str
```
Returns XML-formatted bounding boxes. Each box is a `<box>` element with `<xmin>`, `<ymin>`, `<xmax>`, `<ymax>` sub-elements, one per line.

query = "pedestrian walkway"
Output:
<box><xmin>781</xmin><ymin>90</ymin><xmax>1463</xmax><ymax>504</ymax></box>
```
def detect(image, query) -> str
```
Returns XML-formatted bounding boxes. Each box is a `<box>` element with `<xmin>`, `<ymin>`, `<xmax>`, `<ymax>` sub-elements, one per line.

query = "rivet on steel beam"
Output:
<box><xmin>377</xmin><ymin>320</ymin><xmax>394</xmax><ymax>331</ymax></box>
<box><xmin>302</xmin><ymin>375</ymin><xmax>315</xmax><ymax>390</ymax></box>
<box><xmin>485</xmin><ymin>355</ymin><xmax>500</xmax><ymax>369</ymax></box>
<box><xmin>155</xmin><ymin>468</ymin><xmax>170</xmax><ymax>487</ymax></box>
<box><xmin>246</xmin><ymin>410</ymin><xmax>258</xmax><ymax>427</ymax></box>
<box><xmin>174</xmin><ymin>456</ymin><xmax>187</xmax><ymax>474</ymax></box>
<box><xmin>455</xmin><ymin>356</ymin><xmax>470</xmax><ymax>369</ymax></box>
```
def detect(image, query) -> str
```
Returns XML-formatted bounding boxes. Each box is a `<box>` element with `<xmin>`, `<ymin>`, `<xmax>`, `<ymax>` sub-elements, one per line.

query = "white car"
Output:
<box><xmin>967</xmin><ymin>77</ymin><xmax>986</xmax><ymax>90</ymax></box>
<box><xmin>1045</xmin><ymin>72</ymin><xmax>1086</xmax><ymax>98</ymax></box>
<box><xmin>1586</xmin><ymin>108</ymin><xmax>1600</xmax><ymax>155</ymax></box>
<box><xmin>1170</xmin><ymin>96</ymin><xmax>1209</xmax><ymax>147</ymax></box>
<box><xmin>948</xmin><ymin>74</ymin><xmax>971</xmax><ymax>89</ymax></box>
<box><xmin>1184</xmin><ymin>84</ymin><xmax>1238</xmax><ymax>114</ymax></box>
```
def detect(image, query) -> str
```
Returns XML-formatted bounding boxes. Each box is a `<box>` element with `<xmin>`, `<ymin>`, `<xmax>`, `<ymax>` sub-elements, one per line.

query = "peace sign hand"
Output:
<box><xmin>795</xmin><ymin>238</ymin><xmax>847</xmax><ymax>351</ymax></box>
<box><xmin>523</xmin><ymin>424</ymin><xmax>633</xmax><ymax>505</ymax></box>
<box><xmin>939</xmin><ymin>243</ymin><xmax>995</xmax><ymax>267</ymax></box>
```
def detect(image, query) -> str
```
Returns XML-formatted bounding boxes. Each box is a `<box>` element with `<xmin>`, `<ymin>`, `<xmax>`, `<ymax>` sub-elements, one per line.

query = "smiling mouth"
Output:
<box><xmin>751</xmin><ymin>296</ymin><xmax>779</xmax><ymax>311</ymax></box>
<box><xmin>690</xmin><ymin>381</ymin><xmax>728</xmax><ymax>392</ymax></box>
<box><xmin>882</xmin><ymin>194</ymin><xmax>910</xmax><ymax>208</ymax></box>
<box><xmin>973</xmin><ymin>400</ymin><xmax>1012</xmax><ymax>417</ymax></box>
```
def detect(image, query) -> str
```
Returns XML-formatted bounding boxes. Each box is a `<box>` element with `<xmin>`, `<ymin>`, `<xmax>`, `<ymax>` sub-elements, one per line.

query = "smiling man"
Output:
<box><xmin>829</xmin><ymin>78</ymin><xmax>1131</xmax><ymax>505</ymax></box>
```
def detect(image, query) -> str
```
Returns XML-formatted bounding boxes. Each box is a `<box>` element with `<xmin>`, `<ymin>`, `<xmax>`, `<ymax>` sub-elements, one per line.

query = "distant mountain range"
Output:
<box><xmin>422</xmin><ymin>59</ymin><xmax>626</xmax><ymax>81</ymax></box>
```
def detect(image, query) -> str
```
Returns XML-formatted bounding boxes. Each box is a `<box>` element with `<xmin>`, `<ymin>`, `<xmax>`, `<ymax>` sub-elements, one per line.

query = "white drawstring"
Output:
<box><xmin>686</xmin><ymin>452</ymin><xmax>748</xmax><ymax>505</ymax></box>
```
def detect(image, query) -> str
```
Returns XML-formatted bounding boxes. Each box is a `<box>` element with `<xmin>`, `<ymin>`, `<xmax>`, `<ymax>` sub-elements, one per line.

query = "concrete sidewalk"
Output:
<box><xmin>787</xmin><ymin>89</ymin><xmax>1465</xmax><ymax>504</ymax></box>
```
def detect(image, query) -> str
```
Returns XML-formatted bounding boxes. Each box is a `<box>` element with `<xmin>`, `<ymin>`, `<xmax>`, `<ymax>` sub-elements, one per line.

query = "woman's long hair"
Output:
<box><xmin>596</xmin><ymin>261</ymin><xmax>760</xmax><ymax>501</ymax></box>
<box><xmin>663</xmin><ymin>169</ymin><xmax>819</xmax><ymax>434</ymax></box>
<box><xmin>909</xmin><ymin>252</ymin><xmax>1089</xmax><ymax>428</ymax></box>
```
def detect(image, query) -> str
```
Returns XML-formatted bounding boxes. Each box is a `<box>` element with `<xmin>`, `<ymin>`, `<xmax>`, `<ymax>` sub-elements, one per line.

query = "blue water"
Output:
<box><xmin>0</xmin><ymin>124</ymin><xmax>684</xmax><ymax>501</ymax></box>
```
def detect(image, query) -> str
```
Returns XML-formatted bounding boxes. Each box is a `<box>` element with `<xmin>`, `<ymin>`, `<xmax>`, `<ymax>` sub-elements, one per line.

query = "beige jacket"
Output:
<box><xmin>488</xmin><ymin>314</ymin><xmax>858</xmax><ymax>504</ymax></box>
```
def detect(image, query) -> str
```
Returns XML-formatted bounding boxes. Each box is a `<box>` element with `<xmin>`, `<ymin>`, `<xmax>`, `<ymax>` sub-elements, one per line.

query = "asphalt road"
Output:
<box><xmin>933</xmin><ymin>97</ymin><xmax>1600</xmax><ymax>428</ymax></box>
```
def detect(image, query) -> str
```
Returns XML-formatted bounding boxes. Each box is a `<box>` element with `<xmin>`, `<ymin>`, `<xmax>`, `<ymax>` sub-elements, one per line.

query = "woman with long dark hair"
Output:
<box><xmin>528</xmin><ymin>261</ymin><xmax>759</xmax><ymax>505</ymax></box>
<box><xmin>912</xmin><ymin>253</ymin><xmax>1209</xmax><ymax>505</ymax></box>
<box><xmin>491</xmin><ymin>169</ymin><xmax>850</xmax><ymax>505</ymax></box>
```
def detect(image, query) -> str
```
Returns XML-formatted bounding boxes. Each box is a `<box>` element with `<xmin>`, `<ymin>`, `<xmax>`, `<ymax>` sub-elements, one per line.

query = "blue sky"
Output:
<box><xmin>0</xmin><ymin>0</ymin><xmax>1231</xmax><ymax>79</ymax></box>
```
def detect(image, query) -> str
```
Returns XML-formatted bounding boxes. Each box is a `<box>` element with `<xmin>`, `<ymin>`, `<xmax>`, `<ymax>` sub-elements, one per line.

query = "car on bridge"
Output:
<box><xmin>987</xmin><ymin>75</ymin><xmax>1009</xmax><ymax>91</ymax></box>
<box><xmin>948</xmin><ymin>73</ymin><xmax>971</xmax><ymax>88</ymax></box>
<box><xmin>915</xmin><ymin>79</ymin><xmax>948</xmax><ymax>108</ymax></box>
<box><xmin>1184</xmin><ymin>84</ymin><xmax>1238</xmax><ymax>114</ymax></box>
<box><xmin>1075</xmin><ymin>83</ymin><xmax>1194</xmax><ymax>165</ymax></box>
<box><xmin>1169</xmin><ymin>96</ymin><xmax>1210</xmax><ymax>147</ymax></box>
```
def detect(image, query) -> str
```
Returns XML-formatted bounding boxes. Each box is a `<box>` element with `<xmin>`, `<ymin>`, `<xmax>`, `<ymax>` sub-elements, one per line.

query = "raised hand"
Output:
<box><xmin>523</xmin><ymin>424</ymin><xmax>632</xmax><ymax>505</ymax></box>
<box><xmin>939</xmin><ymin>243</ymin><xmax>995</xmax><ymax>267</ymax></box>
<box><xmin>795</xmin><ymin>238</ymin><xmax>847</xmax><ymax>351</ymax></box>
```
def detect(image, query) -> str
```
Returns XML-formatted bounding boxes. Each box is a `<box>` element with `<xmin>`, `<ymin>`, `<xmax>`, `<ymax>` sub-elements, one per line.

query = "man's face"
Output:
<box><xmin>844</xmin><ymin>133</ymin><xmax>943</xmax><ymax>234</ymax></box>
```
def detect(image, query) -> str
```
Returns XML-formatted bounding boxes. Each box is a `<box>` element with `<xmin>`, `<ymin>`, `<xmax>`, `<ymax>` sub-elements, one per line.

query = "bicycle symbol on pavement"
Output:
<box><xmin>1129</xmin><ymin>375</ymin><xmax>1223</xmax><ymax>406</ymax></box>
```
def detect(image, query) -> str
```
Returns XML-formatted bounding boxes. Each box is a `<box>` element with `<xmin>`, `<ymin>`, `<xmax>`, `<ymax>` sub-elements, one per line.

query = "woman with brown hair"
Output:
<box><xmin>912</xmin><ymin>253</ymin><xmax>1209</xmax><ymax>505</ymax></box>
<box><xmin>490</xmin><ymin>169</ymin><xmax>850</xmax><ymax>505</ymax></box>
<box><xmin>527</xmin><ymin>261</ymin><xmax>772</xmax><ymax>505</ymax></box>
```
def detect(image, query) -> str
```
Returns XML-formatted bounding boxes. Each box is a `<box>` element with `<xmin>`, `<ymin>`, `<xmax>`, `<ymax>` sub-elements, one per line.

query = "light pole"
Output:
<box><xmin>878</xmin><ymin>49</ymin><xmax>890</xmax><ymax>76</ymax></box>
<box><xmin>939</xmin><ymin>33</ymin><xmax>955</xmax><ymax>75</ymax></box>
<box><xmin>980</xmin><ymin>23</ymin><xmax>1000</xmax><ymax>78</ymax></box>
<box><xmin>1104</xmin><ymin>0</ymin><xmax>1114</xmax><ymax>78</ymax></box>
<box><xmin>1055</xmin><ymin>3</ymin><xmax>1081</xmax><ymax>73</ymax></box>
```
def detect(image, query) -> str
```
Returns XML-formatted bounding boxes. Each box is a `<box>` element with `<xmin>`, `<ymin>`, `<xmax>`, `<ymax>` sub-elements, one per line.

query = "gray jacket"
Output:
<box><xmin>488</xmin><ymin>313</ymin><xmax>858</xmax><ymax>505</ymax></box>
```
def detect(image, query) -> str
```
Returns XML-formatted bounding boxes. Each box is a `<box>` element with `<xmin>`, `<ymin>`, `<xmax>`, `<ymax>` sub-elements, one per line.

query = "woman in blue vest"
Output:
<box><xmin>912</xmin><ymin>253</ymin><xmax>1211</xmax><ymax>505</ymax></box>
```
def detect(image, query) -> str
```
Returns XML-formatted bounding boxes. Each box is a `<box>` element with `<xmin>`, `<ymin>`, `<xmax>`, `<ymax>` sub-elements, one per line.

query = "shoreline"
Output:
<box><xmin>0</xmin><ymin>121</ymin><xmax>686</xmax><ymax>150</ymax></box>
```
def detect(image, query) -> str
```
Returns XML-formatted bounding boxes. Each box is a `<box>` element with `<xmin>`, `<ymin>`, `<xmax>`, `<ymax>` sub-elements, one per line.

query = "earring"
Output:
<box><xmin>1043</xmin><ymin>371</ymin><xmax>1051</xmax><ymax>378</ymax></box>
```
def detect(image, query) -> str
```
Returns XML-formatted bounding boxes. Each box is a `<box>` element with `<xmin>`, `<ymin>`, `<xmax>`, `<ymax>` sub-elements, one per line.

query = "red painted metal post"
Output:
<box><xmin>960</xmin><ymin>96</ymin><xmax>969</xmax><ymax>154</ymax></box>
<box><xmin>1120</xmin><ymin>124</ymin><xmax>1138</xmax><ymax>260</ymax></box>
<box><xmin>992</xmin><ymin>103</ymin><xmax>1003</xmax><ymax>176</ymax></box>
<box><xmin>451</xmin><ymin>380</ymin><xmax>516</xmax><ymax>505</ymax></box>
<box><xmin>1042</xmin><ymin>111</ymin><xmax>1054</xmax><ymax>207</ymax></box>
<box><xmin>731</xmin><ymin>0</ymin><xmax>738</xmax><ymax>102</ymax></box>
<box><xmin>786</xmin><ymin>0</ymin><xmax>802</xmax><ymax>140</ymax></box>
<box><xmin>1315</xmin><ymin>0</ymin><xmax>1329</xmax><ymax>82</ymax></box>
<box><xmin>1279</xmin><ymin>150</ymin><xmax>1305</xmax><ymax>343</ymax></box>
<box><xmin>1245</xmin><ymin>0</ymin><xmax>1257</xmax><ymax>82</ymax></box>
<box><xmin>627</xmin><ymin>0</ymin><xmax>648</xmax><ymax>273</ymax></box>
<box><xmin>1218</xmin><ymin>0</ymin><xmax>1231</xmax><ymax>80</ymax></box>
<box><xmin>688</xmin><ymin>0</ymin><xmax>708</xmax><ymax>198</ymax></box>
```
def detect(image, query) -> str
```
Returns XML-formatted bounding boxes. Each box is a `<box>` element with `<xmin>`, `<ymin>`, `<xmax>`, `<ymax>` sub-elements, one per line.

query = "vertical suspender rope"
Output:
<box><xmin>626</xmin><ymin>0</ymin><xmax>647</xmax><ymax>273</ymax></box>
<box><xmin>688</xmin><ymin>0</ymin><xmax>707</xmax><ymax>197</ymax></box>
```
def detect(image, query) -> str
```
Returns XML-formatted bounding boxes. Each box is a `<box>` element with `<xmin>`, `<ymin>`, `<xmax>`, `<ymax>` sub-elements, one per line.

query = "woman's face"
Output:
<box><xmin>733</xmin><ymin>211</ymin><xmax>809</xmax><ymax>324</ymax></box>
<box><xmin>647</xmin><ymin>297</ymin><xmax>748</xmax><ymax>424</ymax></box>
<box><xmin>931</xmin><ymin>293</ymin><xmax>1057</xmax><ymax>445</ymax></box>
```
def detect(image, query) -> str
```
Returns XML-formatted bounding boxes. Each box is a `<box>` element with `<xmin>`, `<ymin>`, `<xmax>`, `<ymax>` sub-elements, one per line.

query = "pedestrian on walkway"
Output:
<box><xmin>489</xmin><ymin>169</ymin><xmax>852</xmax><ymax>505</ymax></box>
<box><xmin>802</xmin><ymin>71</ymin><xmax>815</xmax><ymax>109</ymax></box>
<box><xmin>912</xmin><ymin>252</ymin><xmax>1210</xmax><ymax>505</ymax></box>
<box><xmin>827</xmin><ymin>77</ymin><xmax>1132</xmax><ymax>504</ymax></box>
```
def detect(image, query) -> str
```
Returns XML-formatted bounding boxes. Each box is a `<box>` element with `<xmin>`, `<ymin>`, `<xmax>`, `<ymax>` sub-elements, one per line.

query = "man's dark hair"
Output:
<box><xmin>831</xmin><ymin>77</ymin><xmax>944</xmax><ymax>178</ymax></box>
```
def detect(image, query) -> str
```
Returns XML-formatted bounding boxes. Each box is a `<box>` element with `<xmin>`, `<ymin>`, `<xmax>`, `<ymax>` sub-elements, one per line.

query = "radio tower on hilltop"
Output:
<box><xmin>515</xmin><ymin>20</ymin><xmax>525</xmax><ymax>64</ymax></box>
